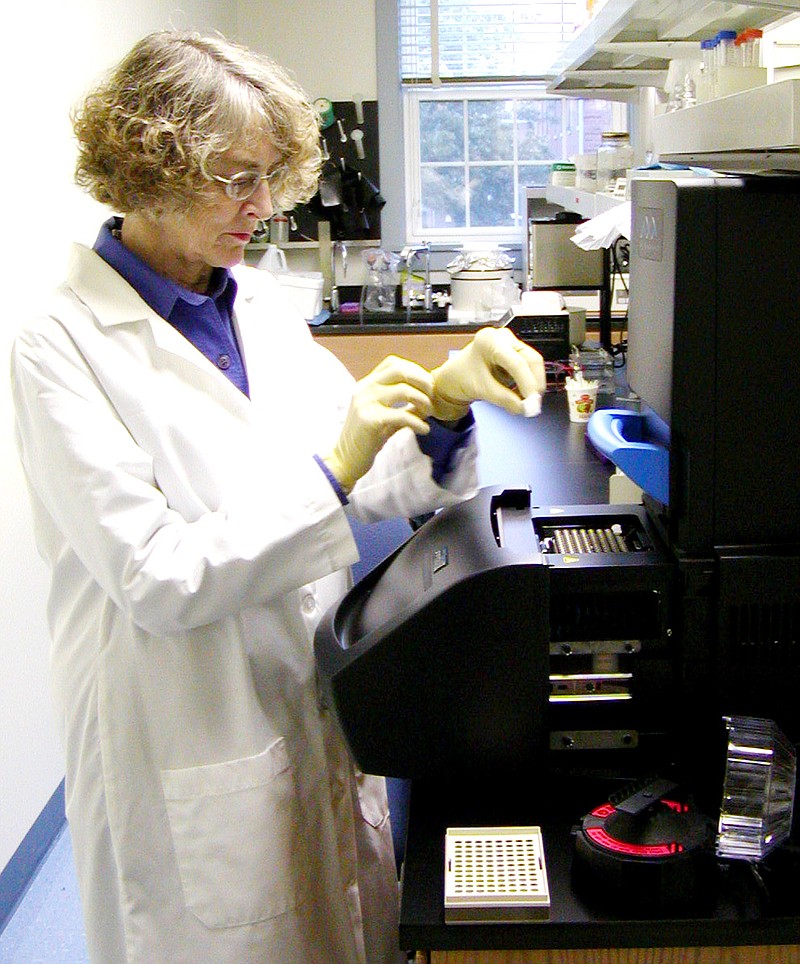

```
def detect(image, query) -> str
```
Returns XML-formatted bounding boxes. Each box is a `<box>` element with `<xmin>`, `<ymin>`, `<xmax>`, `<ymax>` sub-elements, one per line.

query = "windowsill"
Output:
<box><xmin>406</xmin><ymin>240</ymin><xmax>524</xmax><ymax>252</ymax></box>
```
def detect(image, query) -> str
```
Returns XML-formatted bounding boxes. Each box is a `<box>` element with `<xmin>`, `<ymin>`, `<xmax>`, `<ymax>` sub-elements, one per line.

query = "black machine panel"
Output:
<box><xmin>316</xmin><ymin>178</ymin><xmax>800</xmax><ymax>793</ymax></box>
<box><xmin>628</xmin><ymin>176</ymin><xmax>800</xmax><ymax>554</ymax></box>
<box><xmin>315</xmin><ymin>485</ymin><xmax>800</xmax><ymax>795</ymax></box>
<box><xmin>315</xmin><ymin>488</ymin><xmax>676</xmax><ymax>781</ymax></box>
<box><xmin>504</xmin><ymin>312</ymin><xmax>571</xmax><ymax>361</ymax></box>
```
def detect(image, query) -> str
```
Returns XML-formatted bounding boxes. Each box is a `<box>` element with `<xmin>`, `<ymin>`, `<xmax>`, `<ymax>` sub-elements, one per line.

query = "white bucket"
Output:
<box><xmin>276</xmin><ymin>272</ymin><xmax>324</xmax><ymax>321</ymax></box>
<box><xmin>449</xmin><ymin>268</ymin><xmax>513</xmax><ymax>317</ymax></box>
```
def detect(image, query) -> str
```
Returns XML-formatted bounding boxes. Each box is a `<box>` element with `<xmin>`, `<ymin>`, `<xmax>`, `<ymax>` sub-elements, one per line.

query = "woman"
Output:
<box><xmin>11</xmin><ymin>31</ymin><xmax>544</xmax><ymax>964</ymax></box>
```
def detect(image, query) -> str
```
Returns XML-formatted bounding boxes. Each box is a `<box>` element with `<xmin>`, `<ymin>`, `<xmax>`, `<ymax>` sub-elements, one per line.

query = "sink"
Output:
<box><xmin>323</xmin><ymin>307</ymin><xmax>449</xmax><ymax>326</ymax></box>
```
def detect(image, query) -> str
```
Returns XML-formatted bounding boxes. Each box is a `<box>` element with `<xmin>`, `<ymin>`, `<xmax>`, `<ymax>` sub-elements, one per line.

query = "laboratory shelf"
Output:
<box><xmin>654</xmin><ymin>77</ymin><xmax>800</xmax><ymax>156</ymax></box>
<box><xmin>545</xmin><ymin>185</ymin><xmax>626</xmax><ymax>218</ymax></box>
<box><xmin>547</xmin><ymin>0</ymin><xmax>800</xmax><ymax>98</ymax></box>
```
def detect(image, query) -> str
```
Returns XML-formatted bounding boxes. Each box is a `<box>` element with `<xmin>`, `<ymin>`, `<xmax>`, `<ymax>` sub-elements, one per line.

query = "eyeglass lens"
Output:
<box><xmin>227</xmin><ymin>172</ymin><xmax>264</xmax><ymax>200</ymax></box>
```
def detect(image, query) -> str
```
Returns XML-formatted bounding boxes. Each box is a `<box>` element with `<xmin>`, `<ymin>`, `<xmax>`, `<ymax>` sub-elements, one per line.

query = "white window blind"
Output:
<box><xmin>399</xmin><ymin>0</ymin><xmax>586</xmax><ymax>84</ymax></box>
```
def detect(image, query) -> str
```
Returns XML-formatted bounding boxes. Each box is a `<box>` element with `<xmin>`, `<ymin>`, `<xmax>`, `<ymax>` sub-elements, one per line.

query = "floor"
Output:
<box><xmin>0</xmin><ymin>825</ymin><xmax>89</xmax><ymax>964</ymax></box>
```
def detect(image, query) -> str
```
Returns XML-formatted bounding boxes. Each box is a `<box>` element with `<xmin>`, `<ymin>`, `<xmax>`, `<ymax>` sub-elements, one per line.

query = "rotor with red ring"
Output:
<box><xmin>571</xmin><ymin>777</ymin><xmax>716</xmax><ymax>913</ymax></box>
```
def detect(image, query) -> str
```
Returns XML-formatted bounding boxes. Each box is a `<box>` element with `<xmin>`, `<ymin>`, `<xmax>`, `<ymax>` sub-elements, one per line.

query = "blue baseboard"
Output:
<box><xmin>0</xmin><ymin>779</ymin><xmax>66</xmax><ymax>935</ymax></box>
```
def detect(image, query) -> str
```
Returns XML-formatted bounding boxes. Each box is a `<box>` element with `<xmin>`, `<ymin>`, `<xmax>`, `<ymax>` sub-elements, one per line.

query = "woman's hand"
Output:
<box><xmin>323</xmin><ymin>356</ymin><xmax>434</xmax><ymax>492</ymax></box>
<box><xmin>430</xmin><ymin>327</ymin><xmax>546</xmax><ymax>422</ymax></box>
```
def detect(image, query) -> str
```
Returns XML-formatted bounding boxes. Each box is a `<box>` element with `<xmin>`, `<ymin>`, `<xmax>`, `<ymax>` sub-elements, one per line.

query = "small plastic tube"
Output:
<box><xmin>717</xmin><ymin>29</ymin><xmax>738</xmax><ymax>67</ymax></box>
<box><xmin>521</xmin><ymin>393</ymin><xmax>543</xmax><ymax>418</ymax></box>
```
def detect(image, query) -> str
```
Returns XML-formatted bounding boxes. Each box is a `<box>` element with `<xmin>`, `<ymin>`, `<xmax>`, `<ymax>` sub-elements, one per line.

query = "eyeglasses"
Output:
<box><xmin>209</xmin><ymin>167</ymin><xmax>283</xmax><ymax>202</ymax></box>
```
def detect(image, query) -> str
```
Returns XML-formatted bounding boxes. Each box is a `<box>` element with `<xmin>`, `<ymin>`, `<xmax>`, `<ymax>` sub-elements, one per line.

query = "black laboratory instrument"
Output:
<box><xmin>315</xmin><ymin>176</ymin><xmax>800</xmax><ymax>815</ymax></box>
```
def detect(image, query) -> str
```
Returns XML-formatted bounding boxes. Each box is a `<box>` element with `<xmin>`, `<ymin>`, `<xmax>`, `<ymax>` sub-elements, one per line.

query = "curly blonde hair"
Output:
<box><xmin>72</xmin><ymin>31</ymin><xmax>322</xmax><ymax>213</ymax></box>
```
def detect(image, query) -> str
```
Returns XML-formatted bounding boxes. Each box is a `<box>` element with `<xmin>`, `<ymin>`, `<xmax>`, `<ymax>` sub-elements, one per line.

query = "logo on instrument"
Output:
<box><xmin>432</xmin><ymin>546</ymin><xmax>449</xmax><ymax>573</ymax></box>
<box><xmin>637</xmin><ymin>207</ymin><xmax>663</xmax><ymax>262</ymax></box>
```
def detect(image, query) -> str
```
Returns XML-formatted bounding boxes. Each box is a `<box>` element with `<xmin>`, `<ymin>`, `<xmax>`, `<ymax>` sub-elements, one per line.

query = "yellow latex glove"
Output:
<box><xmin>430</xmin><ymin>327</ymin><xmax>547</xmax><ymax>422</ymax></box>
<box><xmin>323</xmin><ymin>355</ymin><xmax>434</xmax><ymax>493</ymax></box>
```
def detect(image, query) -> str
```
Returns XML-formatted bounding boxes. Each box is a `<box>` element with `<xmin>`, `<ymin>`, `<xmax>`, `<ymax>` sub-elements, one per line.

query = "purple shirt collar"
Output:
<box><xmin>92</xmin><ymin>216</ymin><xmax>248</xmax><ymax>395</ymax></box>
<box><xmin>93</xmin><ymin>216</ymin><xmax>236</xmax><ymax>319</ymax></box>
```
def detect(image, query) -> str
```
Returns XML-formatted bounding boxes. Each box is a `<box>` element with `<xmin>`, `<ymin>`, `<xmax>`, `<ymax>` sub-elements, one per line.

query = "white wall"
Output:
<box><xmin>1</xmin><ymin>0</ymin><xmax>375</xmax><ymax>883</ymax></box>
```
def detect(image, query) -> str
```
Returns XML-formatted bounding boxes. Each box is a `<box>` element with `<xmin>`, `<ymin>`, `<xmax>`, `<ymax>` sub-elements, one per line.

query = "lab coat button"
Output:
<box><xmin>217</xmin><ymin>353</ymin><xmax>231</xmax><ymax>370</ymax></box>
<box><xmin>302</xmin><ymin>594</ymin><xmax>316</xmax><ymax>614</ymax></box>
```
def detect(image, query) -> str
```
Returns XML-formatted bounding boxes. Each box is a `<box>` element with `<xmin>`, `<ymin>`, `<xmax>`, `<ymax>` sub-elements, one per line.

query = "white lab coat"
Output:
<box><xmin>11</xmin><ymin>244</ymin><xmax>478</xmax><ymax>964</ymax></box>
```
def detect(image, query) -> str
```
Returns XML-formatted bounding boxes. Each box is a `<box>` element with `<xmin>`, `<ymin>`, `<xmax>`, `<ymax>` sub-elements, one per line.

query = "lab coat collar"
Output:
<box><xmin>66</xmin><ymin>243</ymin><xmax>252</xmax><ymax>409</ymax></box>
<box><xmin>68</xmin><ymin>242</ymin><xmax>174</xmax><ymax>332</ymax></box>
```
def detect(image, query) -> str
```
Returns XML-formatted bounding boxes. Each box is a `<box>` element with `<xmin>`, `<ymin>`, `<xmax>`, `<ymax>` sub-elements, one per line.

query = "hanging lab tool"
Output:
<box><xmin>286</xmin><ymin>99</ymin><xmax>382</xmax><ymax>242</ymax></box>
<box><xmin>313</xmin><ymin>97</ymin><xmax>335</xmax><ymax>129</ymax></box>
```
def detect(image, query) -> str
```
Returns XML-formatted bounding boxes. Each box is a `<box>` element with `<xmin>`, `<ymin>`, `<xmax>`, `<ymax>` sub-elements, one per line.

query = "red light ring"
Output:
<box><xmin>585</xmin><ymin>826</ymin><xmax>683</xmax><ymax>858</ymax></box>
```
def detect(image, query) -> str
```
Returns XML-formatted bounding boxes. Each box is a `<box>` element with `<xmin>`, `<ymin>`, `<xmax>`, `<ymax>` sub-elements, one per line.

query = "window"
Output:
<box><xmin>400</xmin><ymin>0</ymin><xmax>586</xmax><ymax>83</ymax></box>
<box><xmin>405</xmin><ymin>85</ymin><xmax>624</xmax><ymax>242</ymax></box>
<box><xmin>395</xmin><ymin>0</ymin><xmax>628</xmax><ymax>244</ymax></box>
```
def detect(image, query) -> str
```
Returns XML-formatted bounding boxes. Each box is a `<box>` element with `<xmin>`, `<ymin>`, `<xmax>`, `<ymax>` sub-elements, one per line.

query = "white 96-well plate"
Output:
<box><xmin>444</xmin><ymin>826</ymin><xmax>550</xmax><ymax>924</ymax></box>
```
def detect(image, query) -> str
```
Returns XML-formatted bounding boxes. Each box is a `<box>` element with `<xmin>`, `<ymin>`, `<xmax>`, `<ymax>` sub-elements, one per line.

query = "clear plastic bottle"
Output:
<box><xmin>596</xmin><ymin>132</ymin><xmax>632</xmax><ymax>195</ymax></box>
<box><xmin>749</xmin><ymin>28</ymin><xmax>763</xmax><ymax>67</ymax></box>
<box><xmin>736</xmin><ymin>28</ymin><xmax>763</xmax><ymax>67</ymax></box>
<box><xmin>717</xmin><ymin>29</ymin><xmax>739</xmax><ymax>67</ymax></box>
<box><xmin>361</xmin><ymin>249</ymin><xmax>396</xmax><ymax>314</ymax></box>
<box><xmin>716</xmin><ymin>27</ymin><xmax>766</xmax><ymax>96</ymax></box>
<box><xmin>698</xmin><ymin>39</ymin><xmax>719</xmax><ymax>102</ymax></box>
<box><xmin>707</xmin><ymin>36</ymin><xmax>720</xmax><ymax>99</ymax></box>
<box><xmin>714</xmin><ymin>29</ymin><xmax>738</xmax><ymax>97</ymax></box>
<box><xmin>681</xmin><ymin>70</ymin><xmax>697</xmax><ymax>109</ymax></box>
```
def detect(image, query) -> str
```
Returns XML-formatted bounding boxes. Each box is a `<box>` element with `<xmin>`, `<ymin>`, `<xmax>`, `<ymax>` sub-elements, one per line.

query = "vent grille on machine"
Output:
<box><xmin>550</xmin><ymin>590</ymin><xmax>662</xmax><ymax>643</ymax></box>
<box><xmin>727</xmin><ymin>601</ymin><xmax>800</xmax><ymax>667</ymax></box>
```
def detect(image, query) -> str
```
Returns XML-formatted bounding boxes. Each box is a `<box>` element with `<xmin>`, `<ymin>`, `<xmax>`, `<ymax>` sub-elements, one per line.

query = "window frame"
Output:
<box><xmin>403</xmin><ymin>82</ymin><xmax>628</xmax><ymax>246</ymax></box>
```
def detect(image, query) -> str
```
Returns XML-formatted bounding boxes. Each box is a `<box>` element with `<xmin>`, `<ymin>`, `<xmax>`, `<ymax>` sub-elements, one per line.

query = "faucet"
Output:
<box><xmin>330</xmin><ymin>241</ymin><xmax>347</xmax><ymax>312</ymax></box>
<box><xmin>398</xmin><ymin>242</ymin><xmax>432</xmax><ymax>320</ymax></box>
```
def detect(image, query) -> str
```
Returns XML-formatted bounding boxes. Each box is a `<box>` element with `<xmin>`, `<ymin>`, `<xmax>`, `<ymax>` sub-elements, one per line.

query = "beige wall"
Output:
<box><xmin>0</xmin><ymin>0</ymin><xmax>376</xmax><ymax>880</ymax></box>
<box><xmin>237</xmin><ymin>0</ymin><xmax>377</xmax><ymax>101</ymax></box>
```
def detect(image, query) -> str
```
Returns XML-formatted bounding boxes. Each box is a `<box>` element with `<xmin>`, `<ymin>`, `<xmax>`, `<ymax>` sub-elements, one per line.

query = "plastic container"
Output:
<box><xmin>275</xmin><ymin>272</ymin><xmax>324</xmax><ymax>321</ymax></box>
<box><xmin>711</xmin><ymin>28</ymin><xmax>768</xmax><ymax>96</ymax></box>
<box><xmin>705</xmin><ymin>30</ymin><xmax>739</xmax><ymax>99</ymax></box>
<box><xmin>449</xmin><ymin>268</ymin><xmax>514</xmax><ymax>321</ymax></box>
<box><xmin>666</xmin><ymin>60</ymin><xmax>697</xmax><ymax>111</ymax></box>
<box><xmin>550</xmin><ymin>162</ymin><xmax>576</xmax><ymax>187</ymax></box>
<box><xmin>360</xmin><ymin>249</ymin><xmax>398</xmax><ymax>314</ymax></box>
<box><xmin>716</xmin><ymin>62</ymin><xmax>768</xmax><ymax>96</ymax></box>
<box><xmin>697</xmin><ymin>39</ymin><xmax>714</xmax><ymax>102</ymax></box>
<box><xmin>565</xmin><ymin>376</ymin><xmax>598</xmax><ymax>423</ymax></box>
<box><xmin>717</xmin><ymin>29</ymin><xmax>739</xmax><ymax>67</ymax></box>
<box><xmin>706</xmin><ymin>37</ymin><xmax>720</xmax><ymax>99</ymax></box>
<box><xmin>736</xmin><ymin>28</ymin><xmax>763</xmax><ymax>67</ymax></box>
<box><xmin>575</xmin><ymin>153</ymin><xmax>597</xmax><ymax>192</ymax></box>
<box><xmin>447</xmin><ymin>250</ymin><xmax>517</xmax><ymax>322</ymax></box>
<box><xmin>596</xmin><ymin>132</ymin><xmax>632</xmax><ymax>195</ymax></box>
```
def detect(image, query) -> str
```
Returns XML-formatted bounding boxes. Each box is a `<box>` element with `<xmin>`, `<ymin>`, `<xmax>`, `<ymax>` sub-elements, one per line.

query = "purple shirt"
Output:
<box><xmin>93</xmin><ymin>216</ymin><xmax>471</xmax><ymax>492</ymax></box>
<box><xmin>94</xmin><ymin>217</ymin><xmax>249</xmax><ymax>396</ymax></box>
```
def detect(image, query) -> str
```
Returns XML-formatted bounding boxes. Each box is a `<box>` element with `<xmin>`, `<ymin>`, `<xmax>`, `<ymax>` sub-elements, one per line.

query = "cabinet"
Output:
<box><xmin>312</xmin><ymin>328</ymin><xmax>476</xmax><ymax>380</ymax></box>
<box><xmin>547</xmin><ymin>0</ymin><xmax>800</xmax><ymax>98</ymax></box>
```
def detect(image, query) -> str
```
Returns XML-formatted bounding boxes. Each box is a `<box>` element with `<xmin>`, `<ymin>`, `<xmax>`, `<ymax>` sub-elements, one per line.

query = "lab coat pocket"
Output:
<box><xmin>354</xmin><ymin>770</ymin><xmax>390</xmax><ymax>829</ymax></box>
<box><xmin>161</xmin><ymin>738</ymin><xmax>310</xmax><ymax>929</ymax></box>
